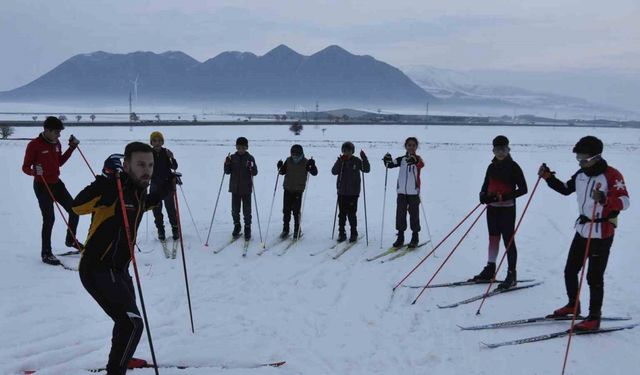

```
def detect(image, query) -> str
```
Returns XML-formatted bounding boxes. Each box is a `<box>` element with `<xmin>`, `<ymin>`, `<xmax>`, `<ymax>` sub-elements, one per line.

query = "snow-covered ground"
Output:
<box><xmin>1</xmin><ymin>124</ymin><xmax>638</xmax><ymax>375</ymax></box>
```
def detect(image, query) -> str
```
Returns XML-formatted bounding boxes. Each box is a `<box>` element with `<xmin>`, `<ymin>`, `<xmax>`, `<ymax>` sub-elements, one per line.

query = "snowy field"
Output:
<box><xmin>1</xmin><ymin>124</ymin><xmax>639</xmax><ymax>375</ymax></box>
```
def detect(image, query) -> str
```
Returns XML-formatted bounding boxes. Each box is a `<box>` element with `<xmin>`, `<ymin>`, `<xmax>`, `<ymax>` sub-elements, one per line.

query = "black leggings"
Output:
<box><xmin>33</xmin><ymin>180</ymin><xmax>79</xmax><ymax>255</ymax></box>
<box><xmin>231</xmin><ymin>193</ymin><xmax>252</xmax><ymax>226</ymax></box>
<box><xmin>564</xmin><ymin>233</ymin><xmax>613</xmax><ymax>316</ymax></box>
<box><xmin>338</xmin><ymin>195</ymin><xmax>358</xmax><ymax>232</ymax></box>
<box><xmin>486</xmin><ymin>205</ymin><xmax>517</xmax><ymax>271</ymax></box>
<box><xmin>80</xmin><ymin>266</ymin><xmax>143</xmax><ymax>375</ymax></box>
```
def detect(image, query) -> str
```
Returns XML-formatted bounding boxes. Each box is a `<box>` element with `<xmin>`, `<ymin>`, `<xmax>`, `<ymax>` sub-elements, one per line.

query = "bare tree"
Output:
<box><xmin>90</xmin><ymin>114</ymin><xmax>96</xmax><ymax>122</ymax></box>
<box><xmin>1</xmin><ymin>125</ymin><xmax>15</xmax><ymax>139</ymax></box>
<box><xmin>58</xmin><ymin>115</ymin><xmax>67</xmax><ymax>122</ymax></box>
<box><xmin>289</xmin><ymin>121</ymin><xmax>303</xmax><ymax>136</ymax></box>
<box><xmin>192</xmin><ymin>115</ymin><xmax>198</xmax><ymax>122</ymax></box>
<box><xmin>32</xmin><ymin>116</ymin><xmax>38</xmax><ymax>122</ymax></box>
<box><xmin>129</xmin><ymin>112</ymin><xmax>139</xmax><ymax>122</ymax></box>
<box><xmin>76</xmin><ymin>115</ymin><xmax>82</xmax><ymax>123</ymax></box>
<box><xmin>155</xmin><ymin>114</ymin><xmax>161</xmax><ymax>122</ymax></box>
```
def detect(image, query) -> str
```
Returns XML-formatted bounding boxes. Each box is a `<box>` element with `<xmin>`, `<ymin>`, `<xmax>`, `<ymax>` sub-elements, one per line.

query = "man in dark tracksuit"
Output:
<box><xmin>383</xmin><ymin>137</ymin><xmax>424</xmax><ymax>248</ymax></box>
<box><xmin>73</xmin><ymin>143</ymin><xmax>171</xmax><ymax>375</ymax></box>
<box><xmin>224</xmin><ymin>137</ymin><xmax>258</xmax><ymax>240</ymax></box>
<box><xmin>471</xmin><ymin>135</ymin><xmax>528</xmax><ymax>290</ymax></box>
<box><xmin>540</xmin><ymin>136</ymin><xmax>629</xmax><ymax>331</ymax></box>
<box><xmin>277</xmin><ymin>144</ymin><xmax>318</xmax><ymax>239</ymax></box>
<box><xmin>149</xmin><ymin>131</ymin><xmax>179</xmax><ymax>241</ymax></box>
<box><xmin>21</xmin><ymin>116</ymin><xmax>82</xmax><ymax>265</ymax></box>
<box><xmin>331</xmin><ymin>141</ymin><xmax>370</xmax><ymax>242</ymax></box>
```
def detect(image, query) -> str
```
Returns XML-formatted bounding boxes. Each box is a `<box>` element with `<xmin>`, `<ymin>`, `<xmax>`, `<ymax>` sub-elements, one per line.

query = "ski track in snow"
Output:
<box><xmin>1</xmin><ymin>124</ymin><xmax>639</xmax><ymax>375</ymax></box>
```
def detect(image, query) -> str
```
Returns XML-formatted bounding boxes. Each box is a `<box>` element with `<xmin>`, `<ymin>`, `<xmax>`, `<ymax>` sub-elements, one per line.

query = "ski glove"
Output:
<box><xmin>360</xmin><ymin>150</ymin><xmax>367</xmax><ymax>160</ymax></box>
<box><xmin>306</xmin><ymin>158</ymin><xmax>316</xmax><ymax>171</ymax></box>
<box><xmin>538</xmin><ymin>163</ymin><xmax>554</xmax><ymax>180</ymax></box>
<box><xmin>102</xmin><ymin>153</ymin><xmax>124</xmax><ymax>178</ymax></box>
<box><xmin>33</xmin><ymin>164</ymin><xmax>44</xmax><ymax>176</ymax></box>
<box><xmin>407</xmin><ymin>155</ymin><xmax>418</xmax><ymax>165</ymax></box>
<box><xmin>382</xmin><ymin>153</ymin><xmax>393</xmax><ymax>167</ymax></box>
<box><xmin>172</xmin><ymin>171</ymin><xmax>183</xmax><ymax>186</ymax></box>
<box><xmin>224</xmin><ymin>156</ymin><xmax>232</xmax><ymax>165</ymax></box>
<box><xmin>68</xmin><ymin>135</ymin><xmax>80</xmax><ymax>148</ymax></box>
<box><xmin>591</xmin><ymin>189</ymin><xmax>607</xmax><ymax>205</ymax></box>
<box><xmin>247</xmin><ymin>160</ymin><xmax>254</xmax><ymax>170</ymax></box>
<box><xmin>277</xmin><ymin>160</ymin><xmax>284</xmax><ymax>170</ymax></box>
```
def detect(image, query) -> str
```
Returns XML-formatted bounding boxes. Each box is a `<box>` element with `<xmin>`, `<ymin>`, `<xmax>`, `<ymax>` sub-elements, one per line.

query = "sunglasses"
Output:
<box><xmin>576</xmin><ymin>153</ymin><xmax>601</xmax><ymax>163</ymax></box>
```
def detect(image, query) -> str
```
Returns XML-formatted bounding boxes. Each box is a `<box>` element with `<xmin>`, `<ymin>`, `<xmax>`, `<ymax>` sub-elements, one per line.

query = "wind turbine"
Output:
<box><xmin>130</xmin><ymin>74</ymin><xmax>139</xmax><ymax>104</ymax></box>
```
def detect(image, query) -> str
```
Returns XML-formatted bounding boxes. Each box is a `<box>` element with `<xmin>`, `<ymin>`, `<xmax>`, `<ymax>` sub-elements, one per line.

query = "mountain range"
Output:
<box><xmin>0</xmin><ymin>45</ymin><xmax>433</xmax><ymax>106</ymax></box>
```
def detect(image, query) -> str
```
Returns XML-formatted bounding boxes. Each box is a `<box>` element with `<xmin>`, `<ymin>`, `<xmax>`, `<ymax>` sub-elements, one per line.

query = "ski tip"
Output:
<box><xmin>267</xmin><ymin>361</ymin><xmax>286</xmax><ymax>367</ymax></box>
<box><xmin>456</xmin><ymin>324</ymin><xmax>468</xmax><ymax>330</ymax></box>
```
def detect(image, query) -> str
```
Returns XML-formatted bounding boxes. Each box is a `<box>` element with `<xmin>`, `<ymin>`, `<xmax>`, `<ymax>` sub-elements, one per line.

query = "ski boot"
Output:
<box><xmin>171</xmin><ymin>225</ymin><xmax>179</xmax><ymax>241</ymax></box>
<box><xmin>244</xmin><ymin>226</ymin><xmax>251</xmax><ymax>240</ymax></box>
<box><xmin>337</xmin><ymin>228</ymin><xmax>347</xmax><ymax>243</ymax></box>
<box><xmin>468</xmin><ymin>262</ymin><xmax>496</xmax><ymax>282</ymax></box>
<box><xmin>157</xmin><ymin>226</ymin><xmax>166</xmax><ymax>241</ymax></box>
<box><xmin>293</xmin><ymin>225</ymin><xmax>301</xmax><ymax>239</ymax></box>
<box><xmin>232</xmin><ymin>224</ymin><xmax>242</xmax><ymax>239</ymax></box>
<box><xmin>349</xmin><ymin>230</ymin><xmax>358</xmax><ymax>243</ymax></box>
<box><xmin>497</xmin><ymin>269</ymin><xmax>517</xmax><ymax>290</ymax></box>
<box><xmin>548</xmin><ymin>301</ymin><xmax>581</xmax><ymax>318</ymax></box>
<box><xmin>128</xmin><ymin>357</ymin><xmax>148</xmax><ymax>369</ymax></box>
<box><xmin>42</xmin><ymin>253</ymin><xmax>61</xmax><ymax>266</ymax></box>
<box><xmin>279</xmin><ymin>224</ymin><xmax>290</xmax><ymax>239</ymax></box>
<box><xmin>392</xmin><ymin>232</ymin><xmax>405</xmax><ymax>248</ymax></box>
<box><xmin>407</xmin><ymin>232</ymin><xmax>419</xmax><ymax>248</ymax></box>
<box><xmin>65</xmin><ymin>238</ymin><xmax>84</xmax><ymax>251</ymax></box>
<box><xmin>574</xmin><ymin>315</ymin><xmax>601</xmax><ymax>331</ymax></box>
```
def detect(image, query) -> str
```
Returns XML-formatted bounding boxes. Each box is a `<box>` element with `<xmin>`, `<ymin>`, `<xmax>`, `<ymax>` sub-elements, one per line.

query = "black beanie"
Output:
<box><xmin>341</xmin><ymin>141</ymin><xmax>355</xmax><ymax>153</ymax></box>
<box><xmin>573</xmin><ymin>136</ymin><xmax>603</xmax><ymax>156</ymax></box>
<box><xmin>493</xmin><ymin>135</ymin><xmax>509</xmax><ymax>147</ymax></box>
<box><xmin>290</xmin><ymin>144</ymin><xmax>303</xmax><ymax>156</ymax></box>
<box><xmin>236</xmin><ymin>137</ymin><xmax>248</xmax><ymax>147</ymax></box>
<box><xmin>44</xmin><ymin>116</ymin><xmax>64</xmax><ymax>130</ymax></box>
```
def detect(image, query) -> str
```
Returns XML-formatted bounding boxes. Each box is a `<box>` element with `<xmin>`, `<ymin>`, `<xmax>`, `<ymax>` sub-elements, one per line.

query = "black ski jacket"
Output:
<box><xmin>224</xmin><ymin>152</ymin><xmax>258</xmax><ymax>196</ymax></box>
<box><xmin>331</xmin><ymin>156</ymin><xmax>370</xmax><ymax>196</ymax></box>
<box><xmin>151</xmin><ymin>147</ymin><xmax>178</xmax><ymax>188</ymax></box>
<box><xmin>480</xmin><ymin>155</ymin><xmax>527</xmax><ymax>207</ymax></box>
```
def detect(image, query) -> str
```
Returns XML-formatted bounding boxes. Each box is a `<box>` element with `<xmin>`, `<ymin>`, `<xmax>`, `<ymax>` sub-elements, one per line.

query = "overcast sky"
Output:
<box><xmin>1</xmin><ymin>0</ymin><xmax>638</xmax><ymax>91</ymax></box>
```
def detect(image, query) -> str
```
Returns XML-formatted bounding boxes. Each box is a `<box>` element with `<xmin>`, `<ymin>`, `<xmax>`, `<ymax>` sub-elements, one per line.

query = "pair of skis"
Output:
<box><xmin>310</xmin><ymin>236</ymin><xmax>364</xmax><ymax>259</ymax></box>
<box><xmin>366</xmin><ymin>241</ymin><xmax>430</xmax><ymax>262</ymax></box>
<box><xmin>257</xmin><ymin>235</ymin><xmax>291</xmax><ymax>256</ymax></box>
<box><xmin>24</xmin><ymin>360</ymin><xmax>286</xmax><ymax>373</ymax></box>
<box><xmin>213</xmin><ymin>235</ymin><xmax>251</xmax><ymax>256</ymax></box>
<box><xmin>460</xmin><ymin>315</ymin><xmax>636</xmax><ymax>348</ymax></box>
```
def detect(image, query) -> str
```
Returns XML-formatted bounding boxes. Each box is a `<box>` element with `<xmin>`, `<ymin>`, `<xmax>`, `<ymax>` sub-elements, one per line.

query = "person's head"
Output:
<box><xmin>43</xmin><ymin>116</ymin><xmax>64</xmax><ymax>141</ymax></box>
<box><xmin>290</xmin><ymin>144</ymin><xmax>304</xmax><ymax>162</ymax></box>
<box><xmin>124</xmin><ymin>142</ymin><xmax>154</xmax><ymax>188</ymax></box>
<box><xmin>492</xmin><ymin>135</ymin><xmax>510</xmax><ymax>161</ymax></box>
<box><xmin>341</xmin><ymin>141</ymin><xmax>355</xmax><ymax>157</ymax></box>
<box><xmin>236</xmin><ymin>137</ymin><xmax>249</xmax><ymax>154</ymax></box>
<box><xmin>149</xmin><ymin>131</ymin><xmax>164</xmax><ymax>151</ymax></box>
<box><xmin>573</xmin><ymin>136</ymin><xmax>603</xmax><ymax>169</ymax></box>
<box><xmin>404</xmin><ymin>137</ymin><xmax>418</xmax><ymax>155</ymax></box>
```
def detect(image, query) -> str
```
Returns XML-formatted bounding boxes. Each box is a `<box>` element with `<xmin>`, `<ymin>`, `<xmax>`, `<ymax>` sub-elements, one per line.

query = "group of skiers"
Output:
<box><xmin>20</xmin><ymin>117</ymin><xmax>630</xmax><ymax>373</ymax></box>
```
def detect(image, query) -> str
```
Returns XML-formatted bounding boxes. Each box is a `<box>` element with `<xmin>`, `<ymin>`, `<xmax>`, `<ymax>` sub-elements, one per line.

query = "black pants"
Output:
<box><xmin>487</xmin><ymin>205</ymin><xmax>518</xmax><ymax>271</ymax></box>
<box><xmin>80</xmin><ymin>266</ymin><xmax>143</xmax><ymax>375</ymax></box>
<box><xmin>231</xmin><ymin>193</ymin><xmax>252</xmax><ymax>227</ymax></box>
<box><xmin>283</xmin><ymin>190</ymin><xmax>303</xmax><ymax>231</ymax></box>
<box><xmin>396</xmin><ymin>194</ymin><xmax>420</xmax><ymax>233</ymax></box>
<box><xmin>33</xmin><ymin>180</ymin><xmax>79</xmax><ymax>255</ymax></box>
<box><xmin>151</xmin><ymin>187</ymin><xmax>177</xmax><ymax>231</ymax></box>
<box><xmin>564</xmin><ymin>233</ymin><xmax>613</xmax><ymax>317</ymax></box>
<box><xmin>338</xmin><ymin>195</ymin><xmax>358</xmax><ymax>233</ymax></box>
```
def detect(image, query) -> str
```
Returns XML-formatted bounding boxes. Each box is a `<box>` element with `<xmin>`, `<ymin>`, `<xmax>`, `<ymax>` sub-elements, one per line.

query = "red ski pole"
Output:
<box><xmin>393</xmin><ymin>203</ymin><xmax>482</xmax><ymax>291</ymax></box>
<box><xmin>76</xmin><ymin>145</ymin><xmax>96</xmax><ymax>177</ymax></box>
<box><xmin>561</xmin><ymin>183</ymin><xmax>601</xmax><ymax>375</ymax></box>
<box><xmin>411</xmin><ymin>206</ymin><xmax>487</xmax><ymax>305</ymax></box>
<box><xmin>475</xmin><ymin>176</ymin><xmax>542</xmax><ymax>315</ymax></box>
<box><xmin>38</xmin><ymin>175</ymin><xmax>83</xmax><ymax>250</ymax></box>
<box><xmin>173</xmin><ymin>188</ymin><xmax>195</xmax><ymax>333</ymax></box>
<box><xmin>115</xmin><ymin>173</ymin><xmax>160</xmax><ymax>375</ymax></box>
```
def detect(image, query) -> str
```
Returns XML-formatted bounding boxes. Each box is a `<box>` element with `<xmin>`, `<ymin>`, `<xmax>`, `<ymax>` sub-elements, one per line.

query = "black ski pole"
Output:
<box><xmin>296</xmin><ymin>170</ymin><xmax>311</xmax><ymax>240</ymax></box>
<box><xmin>331</xmin><ymin>160</ymin><xmax>345</xmax><ymax>240</ymax></box>
<box><xmin>380</xmin><ymin>166</ymin><xmax>389</xmax><ymax>249</ymax></box>
<box><xmin>178</xmin><ymin>184</ymin><xmax>203</xmax><ymax>245</ymax></box>
<box><xmin>205</xmin><ymin>154</ymin><xmax>229</xmax><ymax>247</ymax></box>
<box><xmin>173</xmin><ymin>188</ymin><xmax>195</xmax><ymax>333</ymax></box>
<box><xmin>251</xmin><ymin>174</ymin><xmax>263</xmax><ymax>244</ymax></box>
<box><xmin>362</xmin><ymin>169</ymin><xmax>369</xmax><ymax>246</ymax></box>
<box><xmin>115</xmin><ymin>173</ymin><xmax>160</xmax><ymax>375</ymax></box>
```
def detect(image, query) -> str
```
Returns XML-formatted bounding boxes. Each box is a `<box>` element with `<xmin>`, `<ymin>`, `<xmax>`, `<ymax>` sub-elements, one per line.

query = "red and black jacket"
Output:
<box><xmin>480</xmin><ymin>155</ymin><xmax>528</xmax><ymax>206</ymax></box>
<box><xmin>21</xmin><ymin>133</ymin><xmax>75</xmax><ymax>183</ymax></box>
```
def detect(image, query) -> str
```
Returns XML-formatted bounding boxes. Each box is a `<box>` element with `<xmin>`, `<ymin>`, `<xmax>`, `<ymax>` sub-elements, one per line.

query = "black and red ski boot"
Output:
<box><xmin>548</xmin><ymin>302</ymin><xmax>581</xmax><ymax>318</ymax></box>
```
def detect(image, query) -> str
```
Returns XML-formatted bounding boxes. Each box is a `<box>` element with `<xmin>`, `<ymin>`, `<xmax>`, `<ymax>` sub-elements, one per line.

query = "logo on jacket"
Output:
<box><xmin>614</xmin><ymin>179</ymin><xmax>626</xmax><ymax>191</ymax></box>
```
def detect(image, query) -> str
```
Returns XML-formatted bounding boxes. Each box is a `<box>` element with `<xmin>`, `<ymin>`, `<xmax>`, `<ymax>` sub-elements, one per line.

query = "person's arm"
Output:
<box><xmin>331</xmin><ymin>158</ymin><xmax>342</xmax><ymax>175</ymax></box>
<box><xmin>502</xmin><ymin>162</ymin><xmax>528</xmax><ymax>201</ymax></box>
<box><xmin>72</xmin><ymin>176</ymin><xmax>112</xmax><ymax>215</ymax></box>
<box><xmin>21</xmin><ymin>141</ymin><xmax>36</xmax><ymax>176</ymax></box>
<box><xmin>224</xmin><ymin>155</ymin><xmax>232</xmax><ymax>175</ymax></box>
<box><xmin>278</xmin><ymin>159</ymin><xmax>288</xmax><ymax>175</ymax></box>
<box><xmin>307</xmin><ymin>158</ymin><xmax>318</xmax><ymax>176</ymax></box>
<box><xmin>547</xmin><ymin>173</ymin><xmax>576</xmax><ymax>196</ymax></box>
<box><xmin>361</xmin><ymin>155</ymin><xmax>371</xmax><ymax>173</ymax></box>
<box><xmin>60</xmin><ymin>140</ymin><xmax>75</xmax><ymax>166</ymax></box>
<box><xmin>479</xmin><ymin>166</ymin><xmax>490</xmax><ymax>204</ymax></box>
<box><xmin>602</xmin><ymin>168</ymin><xmax>630</xmax><ymax>211</ymax></box>
<box><xmin>146</xmin><ymin>177</ymin><xmax>174</xmax><ymax>210</ymax></box>
<box><xmin>250</xmin><ymin>155</ymin><xmax>258</xmax><ymax>176</ymax></box>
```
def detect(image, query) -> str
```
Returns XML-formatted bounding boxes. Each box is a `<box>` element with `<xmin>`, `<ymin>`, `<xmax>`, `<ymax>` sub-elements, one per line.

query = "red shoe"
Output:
<box><xmin>573</xmin><ymin>317</ymin><xmax>601</xmax><ymax>331</ymax></box>
<box><xmin>549</xmin><ymin>302</ymin><xmax>581</xmax><ymax>317</ymax></box>
<box><xmin>128</xmin><ymin>357</ymin><xmax>149</xmax><ymax>369</ymax></box>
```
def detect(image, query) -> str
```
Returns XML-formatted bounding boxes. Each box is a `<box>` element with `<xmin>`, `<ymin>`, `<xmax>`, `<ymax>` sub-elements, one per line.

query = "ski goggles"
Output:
<box><xmin>576</xmin><ymin>153</ymin><xmax>601</xmax><ymax>165</ymax></box>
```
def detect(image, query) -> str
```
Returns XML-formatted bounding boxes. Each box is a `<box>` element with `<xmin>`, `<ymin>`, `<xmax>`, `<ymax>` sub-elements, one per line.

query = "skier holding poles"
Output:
<box><xmin>73</xmin><ymin>142</ymin><xmax>174</xmax><ymax>374</ymax></box>
<box><xmin>224</xmin><ymin>137</ymin><xmax>258</xmax><ymax>241</ymax></box>
<box><xmin>21</xmin><ymin>116</ymin><xmax>83</xmax><ymax>265</ymax></box>
<box><xmin>149</xmin><ymin>131</ymin><xmax>179</xmax><ymax>243</ymax></box>
<box><xmin>382</xmin><ymin>137</ymin><xmax>424</xmax><ymax>248</ymax></box>
<box><xmin>540</xmin><ymin>136</ymin><xmax>629</xmax><ymax>331</ymax></box>
<box><xmin>470</xmin><ymin>135</ymin><xmax>528</xmax><ymax>290</ymax></box>
<box><xmin>331</xmin><ymin>142</ymin><xmax>370</xmax><ymax>243</ymax></box>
